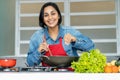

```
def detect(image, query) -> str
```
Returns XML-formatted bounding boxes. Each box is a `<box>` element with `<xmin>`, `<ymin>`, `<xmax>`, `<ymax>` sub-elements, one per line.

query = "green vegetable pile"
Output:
<box><xmin>71</xmin><ymin>49</ymin><xmax>107</xmax><ymax>73</ymax></box>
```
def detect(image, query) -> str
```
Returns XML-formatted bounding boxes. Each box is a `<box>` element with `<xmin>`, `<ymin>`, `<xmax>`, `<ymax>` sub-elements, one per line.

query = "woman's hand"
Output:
<box><xmin>64</xmin><ymin>33</ymin><xmax>76</xmax><ymax>45</ymax></box>
<box><xmin>38</xmin><ymin>42</ymin><xmax>49</xmax><ymax>53</ymax></box>
<box><xmin>38</xmin><ymin>36</ymin><xmax>48</xmax><ymax>53</ymax></box>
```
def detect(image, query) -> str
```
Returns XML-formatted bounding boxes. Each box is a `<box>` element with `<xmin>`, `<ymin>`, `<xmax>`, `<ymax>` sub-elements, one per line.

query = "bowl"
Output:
<box><xmin>0</xmin><ymin>58</ymin><xmax>16</xmax><ymax>68</ymax></box>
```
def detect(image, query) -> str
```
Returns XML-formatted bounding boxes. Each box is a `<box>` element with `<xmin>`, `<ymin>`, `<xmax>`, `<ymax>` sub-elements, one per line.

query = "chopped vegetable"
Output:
<box><xmin>71</xmin><ymin>49</ymin><xmax>107</xmax><ymax>73</ymax></box>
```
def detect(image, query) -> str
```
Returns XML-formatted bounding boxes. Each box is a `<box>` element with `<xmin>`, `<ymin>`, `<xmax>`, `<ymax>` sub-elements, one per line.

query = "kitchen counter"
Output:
<box><xmin>0</xmin><ymin>56</ymin><xmax>120</xmax><ymax>80</ymax></box>
<box><xmin>0</xmin><ymin>56</ymin><xmax>119</xmax><ymax>67</ymax></box>
<box><xmin>0</xmin><ymin>72</ymin><xmax>119</xmax><ymax>80</ymax></box>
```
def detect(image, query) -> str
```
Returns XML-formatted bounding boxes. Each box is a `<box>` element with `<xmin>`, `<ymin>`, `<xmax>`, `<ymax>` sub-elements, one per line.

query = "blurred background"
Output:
<box><xmin>0</xmin><ymin>0</ymin><xmax>119</xmax><ymax>58</ymax></box>
<box><xmin>0</xmin><ymin>0</ymin><xmax>15</xmax><ymax>56</ymax></box>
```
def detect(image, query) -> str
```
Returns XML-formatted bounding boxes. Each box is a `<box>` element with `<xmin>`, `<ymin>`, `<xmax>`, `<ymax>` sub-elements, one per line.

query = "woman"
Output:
<box><xmin>27</xmin><ymin>2</ymin><xmax>95</xmax><ymax>66</ymax></box>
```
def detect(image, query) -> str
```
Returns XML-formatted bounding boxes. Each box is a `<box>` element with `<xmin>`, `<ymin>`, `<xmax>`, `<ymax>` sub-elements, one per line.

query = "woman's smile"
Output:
<box><xmin>47</xmin><ymin>19</ymin><xmax>56</xmax><ymax>25</ymax></box>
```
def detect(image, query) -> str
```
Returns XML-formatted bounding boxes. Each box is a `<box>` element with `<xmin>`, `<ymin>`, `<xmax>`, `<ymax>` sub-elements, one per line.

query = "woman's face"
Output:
<box><xmin>43</xmin><ymin>6</ymin><xmax>59</xmax><ymax>28</ymax></box>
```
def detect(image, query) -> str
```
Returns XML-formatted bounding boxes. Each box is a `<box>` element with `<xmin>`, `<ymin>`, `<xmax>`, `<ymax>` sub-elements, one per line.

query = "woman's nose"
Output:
<box><xmin>48</xmin><ymin>15</ymin><xmax>52</xmax><ymax>19</ymax></box>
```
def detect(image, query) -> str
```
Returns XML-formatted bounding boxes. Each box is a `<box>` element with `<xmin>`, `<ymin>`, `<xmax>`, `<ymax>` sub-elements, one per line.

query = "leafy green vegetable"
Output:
<box><xmin>71</xmin><ymin>49</ymin><xmax>107</xmax><ymax>73</ymax></box>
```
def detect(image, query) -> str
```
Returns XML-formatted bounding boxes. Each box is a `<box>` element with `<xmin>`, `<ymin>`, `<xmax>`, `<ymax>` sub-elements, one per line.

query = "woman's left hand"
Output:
<box><xmin>64</xmin><ymin>33</ymin><xmax>76</xmax><ymax>45</ymax></box>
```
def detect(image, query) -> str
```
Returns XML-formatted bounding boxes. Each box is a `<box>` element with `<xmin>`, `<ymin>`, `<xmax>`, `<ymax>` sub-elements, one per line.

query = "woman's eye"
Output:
<box><xmin>51</xmin><ymin>13</ymin><xmax>56</xmax><ymax>15</ymax></box>
<box><xmin>44</xmin><ymin>15</ymin><xmax>48</xmax><ymax>17</ymax></box>
<box><xmin>44</xmin><ymin>12</ymin><xmax>56</xmax><ymax>17</ymax></box>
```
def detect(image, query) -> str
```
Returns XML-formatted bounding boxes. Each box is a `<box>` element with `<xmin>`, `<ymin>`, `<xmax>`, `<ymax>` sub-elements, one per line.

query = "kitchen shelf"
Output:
<box><xmin>20</xmin><ymin>40</ymin><xmax>29</xmax><ymax>44</ymax></box>
<box><xmin>20</xmin><ymin>0</ymin><xmax>65</xmax><ymax>3</ymax></box>
<box><xmin>20</xmin><ymin>11</ymin><xmax>115</xmax><ymax>17</ymax></box>
<box><xmin>93</xmin><ymin>39</ymin><xmax>117</xmax><ymax>43</ymax></box>
<box><xmin>72</xmin><ymin>25</ymin><xmax>116</xmax><ymax>29</ymax></box>
<box><xmin>79</xmin><ymin>53</ymin><xmax>120</xmax><ymax>56</ymax></box>
<box><xmin>70</xmin><ymin>11</ymin><xmax>115</xmax><ymax>16</ymax></box>
<box><xmin>20</xmin><ymin>39</ymin><xmax>116</xmax><ymax>44</ymax></box>
<box><xmin>20</xmin><ymin>13</ymin><xmax>64</xmax><ymax>17</ymax></box>
<box><xmin>17</xmin><ymin>52</ymin><xmax>119</xmax><ymax>57</ymax></box>
<box><xmin>20</xmin><ymin>27</ymin><xmax>40</xmax><ymax>30</ymax></box>
<box><xmin>20</xmin><ymin>13</ymin><xmax>39</xmax><ymax>17</ymax></box>
<box><xmin>19</xmin><ymin>25</ymin><xmax>116</xmax><ymax>31</ymax></box>
<box><xmin>70</xmin><ymin>0</ymin><xmax>114</xmax><ymax>2</ymax></box>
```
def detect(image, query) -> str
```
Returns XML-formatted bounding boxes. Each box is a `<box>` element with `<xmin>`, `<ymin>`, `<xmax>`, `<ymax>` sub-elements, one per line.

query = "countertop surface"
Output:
<box><xmin>0</xmin><ymin>72</ymin><xmax>119</xmax><ymax>80</ymax></box>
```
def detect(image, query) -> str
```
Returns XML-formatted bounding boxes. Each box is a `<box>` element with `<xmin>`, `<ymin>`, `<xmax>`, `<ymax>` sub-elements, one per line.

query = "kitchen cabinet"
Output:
<box><xmin>15</xmin><ymin>0</ymin><xmax>120</xmax><ymax>57</ymax></box>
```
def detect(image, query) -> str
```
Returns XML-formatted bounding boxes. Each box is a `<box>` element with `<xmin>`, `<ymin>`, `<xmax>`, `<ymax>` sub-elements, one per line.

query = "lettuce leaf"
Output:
<box><xmin>71</xmin><ymin>49</ymin><xmax>107</xmax><ymax>73</ymax></box>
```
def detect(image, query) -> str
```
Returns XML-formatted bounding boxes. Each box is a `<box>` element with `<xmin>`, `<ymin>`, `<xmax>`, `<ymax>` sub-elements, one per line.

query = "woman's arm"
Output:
<box><xmin>27</xmin><ymin>40</ymin><xmax>41</xmax><ymax>66</ymax></box>
<box><xmin>27</xmin><ymin>30</ymin><xmax>44</xmax><ymax>66</ymax></box>
<box><xmin>68</xmin><ymin>29</ymin><xmax>95</xmax><ymax>51</ymax></box>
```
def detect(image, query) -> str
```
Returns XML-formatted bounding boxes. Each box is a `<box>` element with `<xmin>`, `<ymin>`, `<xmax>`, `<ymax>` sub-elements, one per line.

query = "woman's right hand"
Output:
<box><xmin>38</xmin><ymin>42</ymin><xmax>49</xmax><ymax>53</ymax></box>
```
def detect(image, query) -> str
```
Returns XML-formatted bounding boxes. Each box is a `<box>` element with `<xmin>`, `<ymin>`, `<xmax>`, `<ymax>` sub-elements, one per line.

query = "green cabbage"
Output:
<box><xmin>71</xmin><ymin>49</ymin><xmax>107</xmax><ymax>73</ymax></box>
